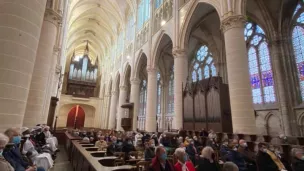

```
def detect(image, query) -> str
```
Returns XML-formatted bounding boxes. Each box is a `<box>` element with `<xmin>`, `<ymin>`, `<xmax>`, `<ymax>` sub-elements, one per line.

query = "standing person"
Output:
<box><xmin>291</xmin><ymin>148</ymin><xmax>304</xmax><ymax>171</ymax></box>
<box><xmin>0</xmin><ymin>133</ymin><xmax>14</xmax><ymax>171</ymax></box>
<box><xmin>256</xmin><ymin>143</ymin><xmax>286</xmax><ymax>171</ymax></box>
<box><xmin>149</xmin><ymin>146</ymin><xmax>174</xmax><ymax>171</ymax></box>
<box><xmin>226</xmin><ymin>140</ymin><xmax>246</xmax><ymax>171</ymax></box>
<box><xmin>197</xmin><ymin>146</ymin><xmax>220</xmax><ymax>171</ymax></box>
<box><xmin>174</xmin><ymin>148</ymin><xmax>196</xmax><ymax>171</ymax></box>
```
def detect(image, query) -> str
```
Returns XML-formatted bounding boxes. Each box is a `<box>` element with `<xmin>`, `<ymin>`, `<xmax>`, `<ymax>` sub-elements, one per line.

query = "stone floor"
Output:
<box><xmin>50</xmin><ymin>146</ymin><xmax>73</xmax><ymax>171</ymax></box>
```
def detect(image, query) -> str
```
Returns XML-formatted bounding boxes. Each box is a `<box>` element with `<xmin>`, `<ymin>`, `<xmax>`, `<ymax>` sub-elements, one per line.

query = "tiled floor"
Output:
<box><xmin>50</xmin><ymin>146</ymin><xmax>73</xmax><ymax>171</ymax></box>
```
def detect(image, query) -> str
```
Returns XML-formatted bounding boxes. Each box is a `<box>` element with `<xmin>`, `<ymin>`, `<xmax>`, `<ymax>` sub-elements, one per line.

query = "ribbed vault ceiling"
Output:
<box><xmin>66</xmin><ymin>0</ymin><xmax>135</xmax><ymax>64</ymax></box>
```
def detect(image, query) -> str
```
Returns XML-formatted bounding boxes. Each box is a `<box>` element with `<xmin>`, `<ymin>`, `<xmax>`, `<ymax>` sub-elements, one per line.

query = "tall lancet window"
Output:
<box><xmin>157</xmin><ymin>72</ymin><xmax>162</xmax><ymax>115</ymax></box>
<box><xmin>137</xmin><ymin>0</ymin><xmax>150</xmax><ymax>30</ymax></box>
<box><xmin>191</xmin><ymin>45</ymin><xmax>217</xmax><ymax>82</ymax></box>
<box><xmin>168</xmin><ymin>67</ymin><xmax>174</xmax><ymax>114</ymax></box>
<box><xmin>244</xmin><ymin>22</ymin><xmax>276</xmax><ymax>104</ymax></box>
<box><xmin>138</xmin><ymin>79</ymin><xmax>147</xmax><ymax>130</ymax></box>
<box><xmin>292</xmin><ymin>3</ymin><xmax>304</xmax><ymax>101</ymax></box>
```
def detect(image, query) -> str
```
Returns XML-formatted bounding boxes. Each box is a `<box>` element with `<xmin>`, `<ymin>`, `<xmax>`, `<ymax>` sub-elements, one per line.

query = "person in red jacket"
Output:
<box><xmin>149</xmin><ymin>146</ymin><xmax>174</xmax><ymax>171</ymax></box>
<box><xmin>174</xmin><ymin>147</ymin><xmax>196</xmax><ymax>171</ymax></box>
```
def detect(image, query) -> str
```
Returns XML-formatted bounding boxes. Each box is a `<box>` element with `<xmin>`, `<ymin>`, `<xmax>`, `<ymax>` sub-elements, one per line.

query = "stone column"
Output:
<box><xmin>130</xmin><ymin>78</ymin><xmax>141</xmax><ymax>130</ymax></box>
<box><xmin>102</xmin><ymin>94</ymin><xmax>110</xmax><ymax>128</ymax></box>
<box><xmin>117</xmin><ymin>86</ymin><xmax>128</xmax><ymax>130</ymax></box>
<box><xmin>172</xmin><ymin>48</ymin><xmax>188</xmax><ymax>129</ymax></box>
<box><xmin>23</xmin><ymin>7</ymin><xmax>61</xmax><ymax>127</ymax></box>
<box><xmin>270</xmin><ymin>37</ymin><xmax>292</xmax><ymax>135</ymax></box>
<box><xmin>221</xmin><ymin>15</ymin><xmax>256</xmax><ymax>134</ymax></box>
<box><xmin>145</xmin><ymin>68</ymin><xmax>157</xmax><ymax>132</ymax></box>
<box><xmin>108</xmin><ymin>91</ymin><xmax>118</xmax><ymax>129</ymax></box>
<box><xmin>0</xmin><ymin>0</ymin><xmax>47</xmax><ymax>131</ymax></box>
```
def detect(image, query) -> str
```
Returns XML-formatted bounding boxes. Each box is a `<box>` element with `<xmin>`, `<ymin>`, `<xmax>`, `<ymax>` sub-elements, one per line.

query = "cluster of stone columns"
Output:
<box><xmin>0</xmin><ymin>0</ymin><xmax>64</xmax><ymax>131</ymax></box>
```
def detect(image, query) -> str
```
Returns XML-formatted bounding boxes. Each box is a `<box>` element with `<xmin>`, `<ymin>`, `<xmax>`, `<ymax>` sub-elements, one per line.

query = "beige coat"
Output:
<box><xmin>0</xmin><ymin>157</ymin><xmax>14</xmax><ymax>171</ymax></box>
<box><xmin>95</xmin><ymin>140</ymin><xmax>107</xmax><ymax>151</ymax></box>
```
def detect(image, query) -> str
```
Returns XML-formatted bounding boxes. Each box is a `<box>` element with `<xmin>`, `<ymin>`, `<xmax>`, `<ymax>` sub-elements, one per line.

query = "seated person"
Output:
<box><xmin>33</xmin><ymin>127</ymin><xmax>46</xmax><ymax>146</ymax></box>
<box><xmin>226</xmin><ymin>140</ymin><xmax>246</xmax><ymax>171</ymax></box>
<box><xmin>159</xmin><ymin>134</ymin><xmax>170</xmax><ymax>147</ymax></box>
<box><xmin>238</xmin><ymin>139</ymin><xmax>256</xmax><ymax>171</ymax></box>
<box><xmin>0</xmin><ymin>133</ymin><xmax>14</xmax><ymax>171</ymax></box>
<box><xmin>174</xmin><ymin>147</ymin><xmax>196</xmax><ymax>171</ymax></box>
<box><xmin>144</xmin><ymin>139</ymin><xmax>155</xmax><ymax>161</ymax></box>
<box><xmin>185</xmin><ymin>139</ymin><xmax>198</xmax><ymax>165</ymax></box>
<box><xmin>3</xmin><ymin>128</ymin><xmax>45</xmax><ymax>171</ymax></box>
<box><xmin>106</xmin><ymin>137</ymin><xmax>120</xmax><ymax>156</ymax></box>
<box><xmin>22</xmin><ymin>128</ymin><xmax>53</xmax><ymax>171</ymax></box>
<box><xmin>149</xmin><ymin>146</ymin><xmax>174</xmax><ymax>171</ymax></box>
<box><xmin>183</xmin><ymin>137</ymin><xmax>190</xmax><ymax>147</ymax></box>
<box><xmin>122</xmin><ymin>138</ymin><xmax>136</xmax><ymax>160</ymax></box>
<box><xmin>197</xmin><ymin>146</ymin><xmax>219</xmax><ymax>171</ymax></box>
<box><xmin>135</xmin><ymin>132</ymin><xmax>143</xmax><ymax>147</ymax></box>
<box><xmin>256</xmin><ymin>142</ymin><xmax>286</xmax><ymax>171</ymax></box>
<box><xmin>43</xmin><ymin>126</ymin><xmax>58</xmax><ymax>152</ymax></box>
<box><xmin>291</xmin><ymin>148</ymin><xmax>304</xmax><ymax>171</ymax></box>
<box><xmin>95</xmin><ymin>136</ymin><xmax>107</xmax><ymax>151</ymax></box>
<box><xmin>220</xmin><ymin>139</ymin><xmax>230</xmax><ymax>161</ymax></box>
<box><xmin>151</xmin><ymin>134</ymin><xmax>159</xmax><ymax>146</ymax></box>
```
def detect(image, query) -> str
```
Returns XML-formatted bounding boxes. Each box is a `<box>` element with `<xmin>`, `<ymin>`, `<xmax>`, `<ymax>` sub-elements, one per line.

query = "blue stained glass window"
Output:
<box><xmin>168</xmin><ymin>68</ymin><xmax>174</xmax><ymax>114</ymax></box>
<box><xmin>191</xmin><ymin>45</ymin><xmax>216</xmax><ymax>82</ymax></box>
<box><xmin>157</xmin><ymin>72</ymin><xmax>162</xmax><ymax>115</ymax></box>
<box><xmin>139</xmin><ymin>80</ymin><xmax>147</xmax><ymax>116</ymax></box>
<box><xmin>245</xmin><ymin>22</ymin><xmax>276</xmax><ymax>104</ymax></box>
<box><xmin>137</xmin><ymin>0</ymin><xmax>150</xmax><ymax>30</ymax></box>
<box><xmin>292</xmin><ymin>5</ymin><xmax>304</xmax><ymax>101</ymax></box>
<box><xmin>155</xmin><ymin>0</ymin><xmax>163</xmax><ymax>8</ymax></box>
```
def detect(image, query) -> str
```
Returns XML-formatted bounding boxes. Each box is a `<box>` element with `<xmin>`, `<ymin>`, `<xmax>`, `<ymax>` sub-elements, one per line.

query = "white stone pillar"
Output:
<box><xmin>0</xmin><ymin>0</ymin><xmax>47</xmax><ymax>131</ymax></box>
<box><xmin>130</xmin><ymin>78</ymin><xmax>141</xmax><ymax>130</ymax></box>
<box><xmin>108</xmin><ymin>91</ymin><xmax>118</xmax><ymax>129</ymax></box>
<box><xmin>221</xmin><ymin>15</ymin><xmax>256</xmax><ymax>134</ymax></box>
<box><xmin>117</xmin><ymin>86</ymin><xmax>128</xmax><ymax>130</ymax></box>
<box><xmin>103</xmin><ymin>94</ymin><xmax>110</xmax><ymax>128</ymax></box>
<box><xmin>23</xmin><ymin>8</ymin><xmax>61</xmax><ymax>127</ymax></box>
<box><xmin>172</xmin><ymin>48</ymin><xmax>188</xmax><ymax>129</ymax></box>
<box><xmin>270</xmin><ymin>38</ymin><xmax>292</xmax><ymax>135</ymax></box>
<box><xmin>145</xmin><ymin>68</ymin><xmax>157</xmax><ymax>132</ymax></box>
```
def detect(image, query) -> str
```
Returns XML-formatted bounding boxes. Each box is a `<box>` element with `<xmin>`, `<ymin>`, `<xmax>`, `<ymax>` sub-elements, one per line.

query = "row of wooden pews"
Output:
<box><xmin>64</xmin><ymin>131</ymin><xmax>137</xmax><ymax>171</ymax></box>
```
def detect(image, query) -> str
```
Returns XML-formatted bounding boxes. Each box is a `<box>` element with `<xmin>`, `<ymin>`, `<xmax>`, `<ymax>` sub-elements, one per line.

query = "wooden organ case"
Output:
<box><xmin>182</xmin><ymin>76</ymin><xmax>232</xmax><ymax>132</ymax></box>
<box><xmin>67</xmin><ymin>44</ymin><xmax>99</xmax><ymax>98</ymax></box>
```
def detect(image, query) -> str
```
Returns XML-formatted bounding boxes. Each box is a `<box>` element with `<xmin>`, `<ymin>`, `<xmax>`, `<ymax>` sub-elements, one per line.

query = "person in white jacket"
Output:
<box><xmin>43</xmin><ymin>126</ymin><xmax>58</xmax><ymax>152</ymax></box>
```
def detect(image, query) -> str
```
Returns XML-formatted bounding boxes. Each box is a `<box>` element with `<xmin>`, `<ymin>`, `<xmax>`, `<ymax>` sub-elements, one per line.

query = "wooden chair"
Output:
<box><xmin>136</xmin><ymin>161</ymin><xmax>150</xmax><ymax>171</ymax></box>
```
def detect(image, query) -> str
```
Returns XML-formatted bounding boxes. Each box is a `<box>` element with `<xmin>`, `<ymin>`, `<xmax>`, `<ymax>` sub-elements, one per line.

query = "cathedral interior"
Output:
<box><xmin>1</xmin><ymin>0</ymin><xmax>304</xmax><ymax>170</ymax></box>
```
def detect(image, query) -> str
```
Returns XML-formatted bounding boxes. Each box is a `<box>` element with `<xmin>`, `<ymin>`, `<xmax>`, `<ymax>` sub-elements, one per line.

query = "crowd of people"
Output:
<box><xmin>0</xmin><ymin>124</ymin><xmax>59</xmax><ymax>171</ymax></box>
<box><xmin>72</xmin><ymin>128</ymin><xmax>304</xmax><ymax>171</ymax></box>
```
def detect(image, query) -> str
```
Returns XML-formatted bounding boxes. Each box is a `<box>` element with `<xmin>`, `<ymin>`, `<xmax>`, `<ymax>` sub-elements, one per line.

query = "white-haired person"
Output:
<box><xmin>197</xmin><ymin>146</ymin><xmax>219</xmax><ymax>171</ymax></box>
<box><xmin>43</xmin><ymin>126</ymin><xmax>58</xmax><ymax>152</ymax></box>
<box><xmin>291</xmin><ymin>148</ymin><xmax>304</xmax><ymax>171</ymax></box>
<box><xmin>223</xmin><ymin>162</ymin><xmax>239</xmax><ymax>171</ymax></box>
<box><xmin>3</xmin><ymin>128</ymin><xmax>45</xmax><ymax>171</ymax></box>
<box><xmin>174</xmin><ymin>147</ymin><xmax>195</xmax><ymax>171</ymax></box>
<box><xmin>0</xmin><ymin>133</ymin><xmax>14</xmax><ymax>171</ymax></box>
<box><xmin>22</xmin><ymin>128</ymin><xmax>54</xmax><ymax>171</ymax></box>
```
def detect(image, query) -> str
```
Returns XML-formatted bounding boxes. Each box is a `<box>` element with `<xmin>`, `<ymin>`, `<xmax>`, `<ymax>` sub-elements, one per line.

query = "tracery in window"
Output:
<box><xmin>191</xmin><ymin>45</ymin><xmax>217</xmax><ymax>82</ymax></box>
<box><xmin>157</xmin><ymin>72</ymin><xmax>162</xmax><ymax>115</ymax></box>
<box><xmin>155</xmin><ymin>0</ymin><xmax>163</xmax><ymax>9</ymax></box>
<box><xmin>137</xmin><ymin>0</ymin><xmax>150</xmax><ymax>30</ymax></box>
<box><xmin>126</xmin><ymin>15</ymin><xmax>134</xmax><ymax>42</ymax></box>
<box><xmin>244</xmin><ymin>22</ymin><xmax>276</xmax><ymax>104</ymax></box>
<box><xmin>138</xmin><ymin>79</ymin><xmax>147</xmax><ymax>130</ymax></box>
<box><xmin>292</xmin><ymin>3</ymin><xmax>304</xmax><ymax>101</ymax></box>
<box><xmin>167</xmin><ymin>67</ymin><xmax>174</xmax><ymax>114</ymax></box>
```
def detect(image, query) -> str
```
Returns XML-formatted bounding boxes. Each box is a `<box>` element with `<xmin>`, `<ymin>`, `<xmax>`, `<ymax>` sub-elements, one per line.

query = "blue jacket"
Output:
<box><xmin>3</xmin><ymin>144</ymin><xmax>29</xmax><ymax>171</ymax></box>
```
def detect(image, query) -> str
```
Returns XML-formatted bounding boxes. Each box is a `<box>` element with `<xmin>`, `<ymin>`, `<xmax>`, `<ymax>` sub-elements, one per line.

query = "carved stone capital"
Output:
<box><xmin>53</xmin><ymin>46</ymin><xmax>61</xmax><ymax>53</ymax></box>
<box><xmin>55</xmin><ymin>65</ymin><xmax>62</xmax><ymax>74</ymax></box>
<box><xmin>172</xmin><ymin>47</ymin><xmax>187</xmax><ymax>58</ymax></box>
<box><xmin>221</xmin><ymin>15</ymin><xmax>246</xmax><ymax>33</ymax></box>
<box><xmin>111</xmin><ymin>91</ymin><xmax>118</xmax><ymax>96</ymax></box>
<box><xmin>119</xmin><ymin>85</ymin><xmax>128</xmax><ymax>91</ymax></box>
<box><xmin>44</xmin><ymin>8</ymin><xmax>62</xmax><ymax>27</ymax></box>
<box><xmin>130</xmin><ymin>78</ymin><xmax>141</xmax><ymax>85</ymax></box>
<box><xmin>146</xmin><ymin>67</ymin><xmax>157</xmax><ymax>74</ymax></box>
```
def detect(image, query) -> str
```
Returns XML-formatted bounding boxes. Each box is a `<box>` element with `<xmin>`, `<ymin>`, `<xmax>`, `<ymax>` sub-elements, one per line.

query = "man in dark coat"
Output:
<box><xmin>256</xmin><ymin>143</ymin><xmax>281</xmax><ymax>171</ymax></box>
<box><xmin>292</xmin><ymin>148</ymin><xmax>304</xmax><ymax>171</ymax></box>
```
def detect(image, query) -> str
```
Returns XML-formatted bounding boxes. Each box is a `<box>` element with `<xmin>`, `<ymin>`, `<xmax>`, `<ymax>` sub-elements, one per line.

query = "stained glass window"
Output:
<box><xmin>191</xmin><ymin>45</ymin><xmax>217</xmax><ymax>82</ymax></box>
<box><xmin>126</xmin><ymin>15</ymin><xmax>134</xmax><ymax>42</ymax></box>
<box><xmin>245</xmin><ymin>22</ymin><xmax>276</xmax><ymax>104</ymax></box>
<box><xmin>157</xmin><ymin>72</ymin><xmax>162</xmax><ymax>115</ymax></box>
<box><xmin>137</xmin><ymin>0</ymin><xmax>150</xmax><ymax>30</ymax></box>
<box><xmin>138</xmin><ymin>79</ymin><xmax>147</xmax><ymax>130</ymax></box>
<box><xmin>292</xmin><ymin>4</ymin><xmax>304</xmax><ymax>101</ymax></box>
<box><xmin>155</xmin><ymin>0</ymin><xmax>163</xmax><ymax>9</ymax></box>
<box><xmin>168</xmin><ymin>66</ymin><xmax>174</xmax><ymax>114</ymax></box>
